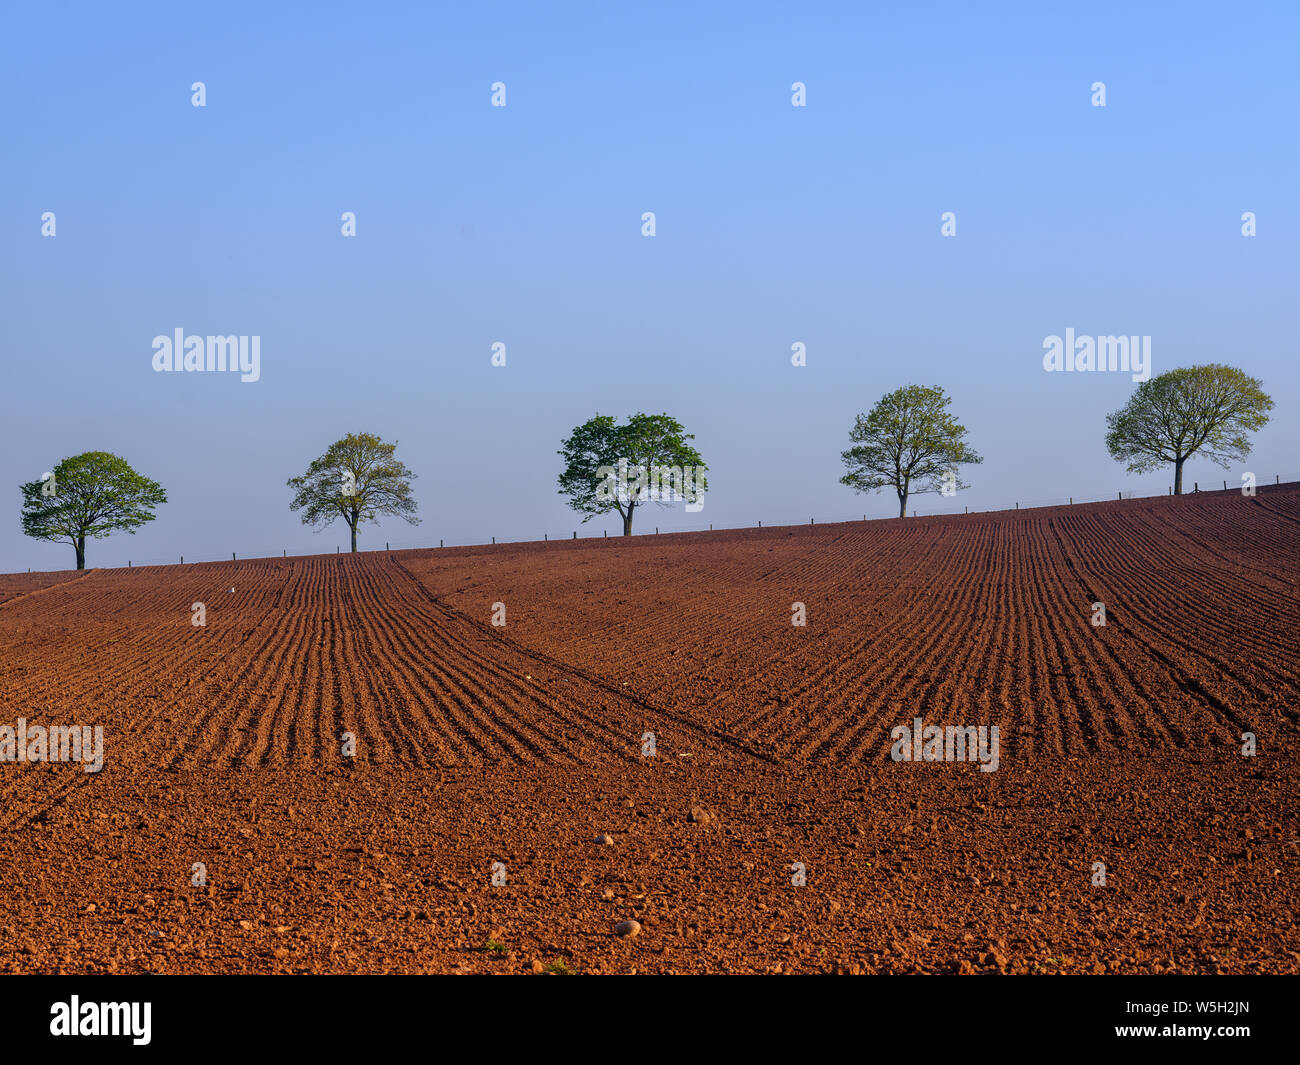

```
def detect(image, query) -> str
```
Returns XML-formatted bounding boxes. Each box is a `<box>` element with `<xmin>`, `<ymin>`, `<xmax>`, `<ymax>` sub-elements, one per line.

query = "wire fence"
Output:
<box><xmin>18</xmin><ymin>473</ymin><xmax>1292</xmax><ymax>573</ymax></box>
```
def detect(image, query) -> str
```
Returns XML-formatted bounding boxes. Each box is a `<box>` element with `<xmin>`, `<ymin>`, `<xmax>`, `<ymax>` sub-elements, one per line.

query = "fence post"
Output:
<box><xmin>440</xmin><ymin>539</ymin><xmax>443</xmax><ymax>548</ymax></box>
<box><xmin>1194</xmin><ymin>482</ymin><xmax>1198</xmax><ymax>492</ymax></box>
<box><xmin>572</xmin><ymin>531</ymin><xmax>576</xmax><ymax>539</ymax></box>
<box><xmin>386</xmin><ymin>542</ymin><xmax>389</xmax><ymax>551</ymax></box>
<box><xmin>604</xmin><ymin>530</ymin><xmax>607</xmax><ymax>538</ymax></box>
<box><xmin>1224</xmin><ymin>480</ymin><xmax>1227</xmax><ymax>491</ymax></box>
<box><xmin>1117</xmin><ymin>492</ymin><xmax>1121</xmax><ymax>501</ymax></box>
<box><xmin>492</xmin><ymin>536</ymin><xmax>495</xmax><ymax>544</ymax></box>
<box><xmin>181</xmin><ymin>556</ymin><xmax>184</xmax><ymax>564</ymax></box>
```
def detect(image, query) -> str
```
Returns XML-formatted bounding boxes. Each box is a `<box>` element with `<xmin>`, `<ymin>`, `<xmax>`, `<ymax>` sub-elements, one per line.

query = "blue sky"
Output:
<box><xmin>3</xmin><ymin>1</ymin><xmax>1296</xmax><ymax>569</ymax></box>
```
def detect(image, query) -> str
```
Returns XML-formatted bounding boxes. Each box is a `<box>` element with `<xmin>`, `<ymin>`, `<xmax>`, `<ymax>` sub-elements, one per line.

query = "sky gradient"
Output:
<box><xmin>3</xmin><ymin>1</ymin><xmax>1297</xmax><ymax>570</ymax></box>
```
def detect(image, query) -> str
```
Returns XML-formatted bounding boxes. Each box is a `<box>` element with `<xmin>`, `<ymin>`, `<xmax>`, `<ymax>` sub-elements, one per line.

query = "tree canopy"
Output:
<box><xmin>20</xmin><ymin>451</ymin><xmax>167</xmax><ymax>569</ymax></box>
<box><xmin>1105</xmin><ymin>364</ymin><xmax>1273</xmax><ymax>495</ymax></box>
<box><xmin>840</xmin><ymin>385</ymin><xmax>982</xmax><ymax>518</ymax></box>
<box><xmin>287</xmin><ymin>432</ymin><xmax>419</xmax><ymax>551</ymax></box>
<box><xmin>557</xmin><ymin>413</ymin><xmax>707</xmax><ymax>535</ymax></box>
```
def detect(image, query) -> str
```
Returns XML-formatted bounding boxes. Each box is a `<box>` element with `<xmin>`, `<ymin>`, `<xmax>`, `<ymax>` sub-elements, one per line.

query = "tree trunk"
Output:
<box><xmin>1173</xmin><ymin>456</ymin><xmax>1185</xmax><ymax>496</ymax></box>
<box><xmin>622</xmin><ymin>503</ymin><xmax>635</xmax><ymax>536</ymax></box>
<box><xmin>75</xmin><ymin>535</ymin><xmax>86</xmax><ymax>570</ymax></box>
<box><xmin>350</xmin><ymin>506</ymin><xmax>359</xmax><ymax>552</ymax></box>
<box><xmin>350</xmin><ymin>523</ymin><xmax>358</xmax><ymax>552</ymax></box>
<box><xmin>897</xmin><ymin>489</ymin><xmax>908</xmax><ymax>519</ymax></box>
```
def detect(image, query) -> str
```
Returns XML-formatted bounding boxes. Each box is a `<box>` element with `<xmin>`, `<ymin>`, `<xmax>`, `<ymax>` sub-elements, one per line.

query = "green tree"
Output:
<box><xmin>558</xmin><ymin>413</ymin><xmax>707</xmax><ymax>536</ymax></box>
<box><xmin>840</xmin><ymin>385</ymin><xmax>983</xmax><ymax>518</ymax></box>
<box><xmin>287</xmin><ymin>432</ymin><xmax>419</xmax><ymax>552</ymax></box>
<box><xmin>1106</xmin><ymin>364</ymin><xmax>1274</xmax><ymax>495</ymax></box>
<box><xmin>20</xmin><ymin>451</ymin><xmax>167</xmax><ymax>569</ymax></box>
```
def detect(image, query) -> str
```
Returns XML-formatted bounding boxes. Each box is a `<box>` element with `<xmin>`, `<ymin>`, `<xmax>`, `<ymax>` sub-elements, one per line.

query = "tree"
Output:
<box><xmin>558</xmin><ymin>413</ymin><xmax>707</xmax><ymax>536</ymax></box>
<box><xmin>287</xmin><ymin>432</ymin><xmax>419</xmax><ymax>552</ymax></box>
<box><xmin>840</xmin><ymin>385</ymin><xmax>983</xmax><ymax>518</ymax></box>
<box><xmin>20</xmin><ymin>451</ymin><xmax>167</xmax><ymax>569</ymax></box>
<box><xmin>1106</xmin><ymin>364</ymin><xmax>1273</xmax><ymax>495</ymax></box>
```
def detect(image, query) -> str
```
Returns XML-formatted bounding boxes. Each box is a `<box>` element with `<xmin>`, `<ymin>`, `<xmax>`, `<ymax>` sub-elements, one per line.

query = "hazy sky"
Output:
<box><xmin>3</xmin><ymin>1</ymin><xmax>1296</xmax><ymax>570</ymax></box>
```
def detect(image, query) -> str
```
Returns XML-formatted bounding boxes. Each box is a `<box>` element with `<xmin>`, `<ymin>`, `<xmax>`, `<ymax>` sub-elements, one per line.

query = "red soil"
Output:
<box><xmin>0</xmin><ymin>568</ymin><xmax>85</xmax><ymax>606</ymax></box>
<box><xmin>0</xmin><ymin>486</ymin><xmax>1297</xmax><ymax>973</ymax></box>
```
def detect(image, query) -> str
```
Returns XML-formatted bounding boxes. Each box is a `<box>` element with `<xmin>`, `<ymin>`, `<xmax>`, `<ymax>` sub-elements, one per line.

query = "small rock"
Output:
<box><xmin>530</xmin><ymin>959</ymin><xmax>545</xmax><ymax>973</ymax></box>
<box><xmin>687</xmin><ymin>806</ymin><xmax>712</xmax><ymax>825</ymax></box>
<box><xmin>616</xmin><ymin>920</ymin><xmax>641</xmax><ymax>937</ymax></box>
<box><xmin>594</xmin><ymin>833</ymin><xmax>615</xmax><ymax>845</ymax></box>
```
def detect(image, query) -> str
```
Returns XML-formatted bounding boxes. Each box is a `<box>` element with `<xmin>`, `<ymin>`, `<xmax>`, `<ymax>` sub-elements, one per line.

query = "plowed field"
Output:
<box><xmin>1</xmin><ymin>486</ymin><xmax>1297</xmax><ymax>974</ymax></box>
